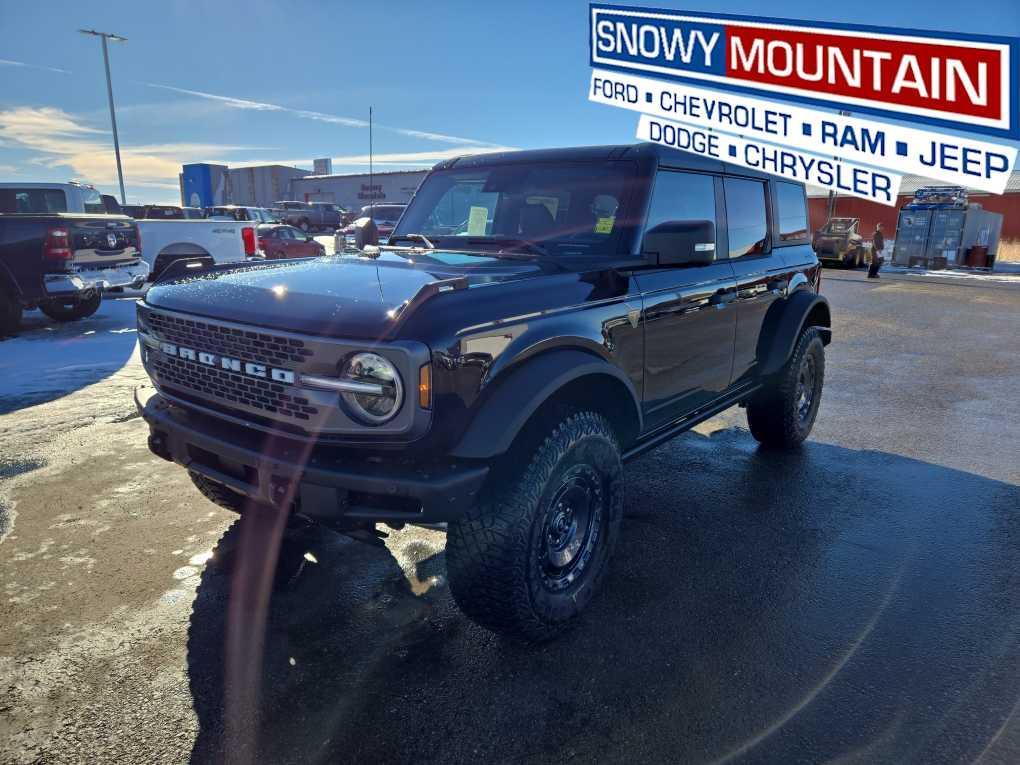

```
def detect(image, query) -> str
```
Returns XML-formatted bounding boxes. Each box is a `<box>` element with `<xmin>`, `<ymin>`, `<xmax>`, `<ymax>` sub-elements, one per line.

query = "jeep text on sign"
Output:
<box><xmin>590</xmin><ymin>4</ymin><xmax>1019</xmax><ymax>139</ymax></box>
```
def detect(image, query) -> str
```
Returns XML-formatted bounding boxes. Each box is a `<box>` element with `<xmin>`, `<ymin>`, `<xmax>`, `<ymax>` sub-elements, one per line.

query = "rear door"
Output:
<box><xmin>635</xmin><ymin>169</ymin><xmax>737</xmax><ymax>430</ymax></box>
<box><xmin>728</xmin><ymin>177</ymin><xmax>798</xmax><ymax>382</ymax></box>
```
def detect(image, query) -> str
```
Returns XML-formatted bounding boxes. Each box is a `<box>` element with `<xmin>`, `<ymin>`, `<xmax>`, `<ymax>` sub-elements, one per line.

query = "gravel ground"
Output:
<box><xmin>1</xmin><ymin>271</ymin><xmax>1018</xmax><ymax>764</ymax></box>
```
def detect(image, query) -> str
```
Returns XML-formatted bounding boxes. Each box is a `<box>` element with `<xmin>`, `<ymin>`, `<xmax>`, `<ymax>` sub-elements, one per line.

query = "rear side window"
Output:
<box><xmin>775</xmin><ymin>182</ymin><xmax>808</xmax><ymax>242</ymax></box>
<box><xmin>643</xmin><ymin>171</ymin><xmax>717</xmax><ymax>248</ymax></box>
<box><xmin>0</xmin><ymin>188</ymin><xmax>68</xmax><ymax>213</ymax></box>
<box><xmin>724</xmin><ymin>178</ymin><xmax>768</xmax><ymax>258</ymax></box>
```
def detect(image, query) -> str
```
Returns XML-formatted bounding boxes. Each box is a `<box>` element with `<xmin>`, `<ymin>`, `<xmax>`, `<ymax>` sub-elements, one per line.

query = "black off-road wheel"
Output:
<box><xmin>0</xmin><ymin>287</ymin><xmax>22</xmax><ymax>337</ymax></box>
<box><xmin>39</xmin><ymin>290</ymin><xmax>102</xmax><ymax>322</ymax></box>
<box><xmin>446</xmin><ymin>410</ymin><xmax>624</xmax><ymax>642</ymax></box>
<box><xmin>747</xmin><ymin>327</ymin><xmax>825</xmax><ymax>449</ymax></box>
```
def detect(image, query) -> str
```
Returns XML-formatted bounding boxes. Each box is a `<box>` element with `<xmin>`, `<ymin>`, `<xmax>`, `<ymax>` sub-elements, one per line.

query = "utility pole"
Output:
<box><xmin>825</xmin><ymin>109</ymin><xmax>853</xmax><ymax>223</ymax></box>
<box><xmin>373</xmin><ymin>106</ymin><xmax>377</xmax><ymax>207</ymax></box>
<box><xmin>79</xmin><ymin>29</ymin><xmax>128</xmax><ymax>204</ymax></box>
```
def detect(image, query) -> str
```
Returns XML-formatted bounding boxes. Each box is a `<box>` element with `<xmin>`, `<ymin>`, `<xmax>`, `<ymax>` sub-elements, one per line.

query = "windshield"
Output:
<box><xmin>394</xmin><ymin>161</ymin><xmax>637</xmax><ymax>256</ymax></box>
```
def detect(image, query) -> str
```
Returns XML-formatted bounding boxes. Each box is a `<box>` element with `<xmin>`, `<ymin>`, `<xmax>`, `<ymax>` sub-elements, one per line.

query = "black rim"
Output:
<box><xmin>539</xmin><ymin>465</ymin><xmax>604</xmax><ymax>592</ymax></box>
<box><xmin>796</xmin><ymin>353</ymin><xmax>817</xmax><ymax>424</ymax></box>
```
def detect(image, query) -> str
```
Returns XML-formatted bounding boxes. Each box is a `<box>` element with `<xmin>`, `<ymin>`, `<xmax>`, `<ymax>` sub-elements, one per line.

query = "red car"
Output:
<box><xmin>257</xmin><ymin>224</ymin><xmax>327</xmax><ymax>260</ymax></box>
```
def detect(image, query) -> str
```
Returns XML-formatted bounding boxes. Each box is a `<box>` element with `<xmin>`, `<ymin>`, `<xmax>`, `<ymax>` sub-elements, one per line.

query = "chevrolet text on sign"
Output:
<box><xmin>590</xmin><ymin>70</ymin><xmax>1018</xmax><ymax>194</ymax></box>
<box><xmin>590</xmin><ymin>4</ymin><xmax>1019</xmax><ymax>139</ymax></box>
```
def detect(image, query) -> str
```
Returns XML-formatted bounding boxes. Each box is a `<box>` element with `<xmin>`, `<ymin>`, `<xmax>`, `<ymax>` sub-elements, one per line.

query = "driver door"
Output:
<box><xmin>635</xmin><ymin>170</ymin><xmax>737</xmax><ymax>430</ymax></box>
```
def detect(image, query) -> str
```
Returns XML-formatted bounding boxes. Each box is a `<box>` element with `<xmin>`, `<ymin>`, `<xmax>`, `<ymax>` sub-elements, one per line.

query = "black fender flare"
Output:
<box><xmin>450</xmin><ymin>349</ymin><xmax>641</xmax><ymax>460</ymax></box>
<box><xmin>758</xmin><ymin>290</ymin><xmax>832</xmax><ymax>377</ymax></box>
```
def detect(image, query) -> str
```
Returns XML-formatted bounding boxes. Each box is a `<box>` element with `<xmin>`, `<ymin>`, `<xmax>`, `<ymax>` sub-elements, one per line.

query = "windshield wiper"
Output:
<box><xmin>455</xmin><ymin>237</ymin><xmax>553</xmax><ymax>258</ymax></box>
<box><xmin>502</xmin><ymin>240</ymin><xmax>552</xmax><ymax>258</ymax></box>
<box><xmin>387</xmin><ymin>233</ymin><xmax>436</xmax><ymax>249</ymax></box>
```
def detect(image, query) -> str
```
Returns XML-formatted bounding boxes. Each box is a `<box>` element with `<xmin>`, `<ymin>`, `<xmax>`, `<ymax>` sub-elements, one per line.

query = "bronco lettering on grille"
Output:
<box><xmin>158</xmin><ymin>342</ymin><xmax>295</xmax><ymax>384</ymax></box>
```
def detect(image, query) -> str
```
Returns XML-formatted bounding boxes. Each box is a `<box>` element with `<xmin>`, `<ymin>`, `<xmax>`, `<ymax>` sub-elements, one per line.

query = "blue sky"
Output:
<box><xmin>1</xmin><ymin>0</ymin><xmax>1018</xmax><ymax>203</ymax></box>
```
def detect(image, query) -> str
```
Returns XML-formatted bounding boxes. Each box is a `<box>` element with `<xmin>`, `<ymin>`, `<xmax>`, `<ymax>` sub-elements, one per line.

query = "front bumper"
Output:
<box><xmin>136</xmin><ymin>386</ymin><xmax>489</xmax><ymax>524</ymax></box>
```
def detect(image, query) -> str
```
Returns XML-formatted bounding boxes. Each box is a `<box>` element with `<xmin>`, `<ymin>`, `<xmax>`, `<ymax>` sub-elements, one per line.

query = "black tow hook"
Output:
<box><xmin>148</xmin><ymin>432</ymin><xmax>173</xmax><ymax>462</ymax></box>
<box><xmin>270</xmin><ymin>476</ymin><xmax>297</xmax><ymax>508</ymax></box>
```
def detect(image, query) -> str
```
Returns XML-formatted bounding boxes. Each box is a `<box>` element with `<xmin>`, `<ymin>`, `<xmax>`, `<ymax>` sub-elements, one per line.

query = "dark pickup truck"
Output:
<box><xmin>137</xmin><ymin>143</ymin><xmax>831</xmax><ymax>641</ymax></box>
<box><xmin>0</xmin><ymin>212</ymin><xmax>148</xmax><ymax>336</ymax></box>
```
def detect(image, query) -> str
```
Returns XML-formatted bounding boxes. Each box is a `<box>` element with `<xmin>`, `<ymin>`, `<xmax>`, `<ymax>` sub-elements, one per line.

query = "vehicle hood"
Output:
<box><xmin>143</xmin><ymin>253</ymin><xmax>545</xmax><ymax>339</ymax></box>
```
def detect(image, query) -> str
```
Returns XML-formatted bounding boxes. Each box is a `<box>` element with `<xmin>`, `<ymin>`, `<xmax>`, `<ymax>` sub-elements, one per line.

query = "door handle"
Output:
<box><xmin>709</xmin><ymin>288</ymin><xmax>737</xmax><ymax>307</ymax></box>
<box><xmin>767</xmin><ymin>279</ymin><xmax>789</xmax><ymax>294</ymax></box>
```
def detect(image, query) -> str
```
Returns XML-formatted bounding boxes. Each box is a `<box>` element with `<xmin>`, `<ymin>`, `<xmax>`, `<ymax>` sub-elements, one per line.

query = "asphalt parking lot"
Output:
<box><xmin>1</xmin><ymin>270</ymin><xmax>1019</xmax><ymax>764</ymax></box>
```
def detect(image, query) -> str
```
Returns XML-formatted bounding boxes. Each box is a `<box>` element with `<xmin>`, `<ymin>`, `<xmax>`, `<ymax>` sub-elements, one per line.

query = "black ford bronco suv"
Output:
<box><xmin>137</xmin><ymin>143</ymin><xmax>831</xmax><ymax>641</ymax></box>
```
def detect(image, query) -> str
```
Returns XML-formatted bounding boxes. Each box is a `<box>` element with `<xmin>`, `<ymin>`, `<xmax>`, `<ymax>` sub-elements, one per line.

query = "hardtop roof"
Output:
<box><xmin>435</xmin><ymin>142</ymin><xmax>779</xmax><ymax>183</ymax></box>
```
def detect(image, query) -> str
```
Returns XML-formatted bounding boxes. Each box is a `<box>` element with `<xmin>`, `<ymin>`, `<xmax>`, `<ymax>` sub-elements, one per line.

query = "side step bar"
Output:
<box><xmin>622</xmin><ymin>383</ymin><xmax>761</xmax><ymax>463</ymax></box>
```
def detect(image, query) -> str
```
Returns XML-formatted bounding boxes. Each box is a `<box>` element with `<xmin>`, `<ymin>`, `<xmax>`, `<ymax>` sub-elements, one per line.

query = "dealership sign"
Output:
<box><xmin>590</xmin><ymin>4</ymin><xmax>1019</xmax><ymax>139</ymax></box>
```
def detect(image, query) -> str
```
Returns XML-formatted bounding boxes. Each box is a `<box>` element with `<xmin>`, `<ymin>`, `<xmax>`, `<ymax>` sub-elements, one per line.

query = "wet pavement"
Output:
<box><xmin>1</xmin><ymin>271</ymin><xmax>1019</xmax><ymax>764</ymax></box>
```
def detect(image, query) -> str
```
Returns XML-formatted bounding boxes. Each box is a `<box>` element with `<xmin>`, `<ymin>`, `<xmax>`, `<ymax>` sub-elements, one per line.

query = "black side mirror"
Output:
<box><xmin>353</xmin><ymin>216</ymin><xmax>379</xmax><ymax>249</ymax></box>
<box><xmin>642</xmin><ymin>219</ymin><xmax>716</xmax><ymax>266</ymax></box>
<box><xmin>102</xmin><ymin>194</ymin><xmax>122</xmax><ymax>214</ymax></box>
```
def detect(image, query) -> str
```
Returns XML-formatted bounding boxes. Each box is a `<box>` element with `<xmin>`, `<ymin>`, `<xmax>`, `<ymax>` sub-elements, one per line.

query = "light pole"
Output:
<box><xmin>79</xmin><ymin>29</ymin><xmax>128</xmax><ymax>204</ymax></box>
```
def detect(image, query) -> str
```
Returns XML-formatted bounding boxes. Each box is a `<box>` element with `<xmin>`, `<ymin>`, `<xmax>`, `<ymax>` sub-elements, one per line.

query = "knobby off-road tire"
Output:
<box><xmin>39</xmin><ymin>291</ymin><xmax>102</xmax><ymax>322</ymax></box>
<box><xmin>189</xmin><ymin>470</ymin><xmax>248</xmax><ymax>514</ymax></box>
<box><xmin>747</xmin><ymin>327</ymin><xmax>826</xmax><ymax>449</ymax></box>
<box><xmin>0</xmin><ymin>287</ymin><xmax>22</xmax><ymax>337</ymax></box>
<box><xmin>446</xmin><ymin>410</ymin><xmax>624</xmax><ymax>642</ymax></box>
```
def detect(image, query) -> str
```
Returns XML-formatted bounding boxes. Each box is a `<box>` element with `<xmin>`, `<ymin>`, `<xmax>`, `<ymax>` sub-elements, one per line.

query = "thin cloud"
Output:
<box><xmin>0</xmin><ymin>58</ymin><xmax>71</xmax><ymax>75</ymax></box>
<box><xmin>231</xmin><ymin>145</ymin><xmax>516</xmax><ymax>172</ymax></box>
<box><xmin>143</xmin><ymin>81</ymin><xmax>505</xmax><ymax>146</ymax></box>
<box><xmin>0</xmin><ymin>106</ymin><xmax>267</xmax><ymax>189</ymax></box>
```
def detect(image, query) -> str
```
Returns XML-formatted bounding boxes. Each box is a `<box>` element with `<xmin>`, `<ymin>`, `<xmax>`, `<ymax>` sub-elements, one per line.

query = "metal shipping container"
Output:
<box><xmin>892</xmin><ymin>187</ymin><xmax>1004</xmax><ymax>268</ymax></box>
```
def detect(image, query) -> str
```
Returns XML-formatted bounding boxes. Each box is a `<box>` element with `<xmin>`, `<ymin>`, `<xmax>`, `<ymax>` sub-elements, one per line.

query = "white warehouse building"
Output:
<box><xmin>290</xmin><ymin>170</ymin><xmax>428</xmax><ymax>212</ymax></box>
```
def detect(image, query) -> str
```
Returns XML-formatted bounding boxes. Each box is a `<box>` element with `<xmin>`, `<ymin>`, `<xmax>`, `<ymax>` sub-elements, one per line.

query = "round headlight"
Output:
<box><xmin>340</xmin><ymin>352</ymin><xmax>403</xmax><ymax>425</ymax></box>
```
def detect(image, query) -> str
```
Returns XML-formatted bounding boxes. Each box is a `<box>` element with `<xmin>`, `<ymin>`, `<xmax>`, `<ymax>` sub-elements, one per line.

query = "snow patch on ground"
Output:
<box><xmin>0</xmin><ymin>297</ymin><xmax>141</xmax><ymax>414</ymax></box>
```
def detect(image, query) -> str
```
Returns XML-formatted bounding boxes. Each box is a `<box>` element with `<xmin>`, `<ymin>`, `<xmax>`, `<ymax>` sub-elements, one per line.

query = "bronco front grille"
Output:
<box><xmin>150</xmin><ymin>352</ymin><xmax>319</xmax><ymax>421</ymax></box>
<box><xmin>144</xmin><ymin>310</ymin><xmax>313</xmax><ymax>369</ymax></box>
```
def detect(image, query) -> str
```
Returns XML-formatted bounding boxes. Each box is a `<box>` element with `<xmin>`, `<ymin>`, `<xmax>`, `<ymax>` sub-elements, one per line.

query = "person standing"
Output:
<box><xmin>868</xmin><ymin>223</ymin><xmax>885</xmax><ymax>278</ymax></box>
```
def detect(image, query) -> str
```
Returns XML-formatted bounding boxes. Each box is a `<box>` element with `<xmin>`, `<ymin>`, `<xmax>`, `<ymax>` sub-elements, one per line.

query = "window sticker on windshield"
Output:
<box><xmin>467</xmin><ymin>206</ymin><xmax>489</xmax><ymax>235</ymax></box>
<box><xmin>595</xmin><ymin>216</ymin><xmax>615</xmax><ymax>234</ymax></box>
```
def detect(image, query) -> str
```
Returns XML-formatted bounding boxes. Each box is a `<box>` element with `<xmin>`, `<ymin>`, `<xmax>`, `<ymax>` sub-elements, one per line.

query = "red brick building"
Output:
<box><xmin>807</xmin><ymin>172</ymin><xmax>1020</xmax><ymax>250</ymax></box>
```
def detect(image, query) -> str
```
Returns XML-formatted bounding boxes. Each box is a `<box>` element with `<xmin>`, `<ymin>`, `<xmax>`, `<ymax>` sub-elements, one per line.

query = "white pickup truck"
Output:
<box><xmin>0</xmin><ymin>182</ymin><xmax>258</xmax><ymax>280</ymax></box>
<box><xmin>136</xmin><ymin>219</ymin><xmax>257</xmax><ymax>280</ymax></box>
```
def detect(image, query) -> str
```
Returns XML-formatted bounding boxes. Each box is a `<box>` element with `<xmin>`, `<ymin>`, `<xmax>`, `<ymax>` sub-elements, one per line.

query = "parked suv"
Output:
<box><xmin>136</xmin><ymin>144</ymin><xmax>830</xmax><ymax>640</ymax></box>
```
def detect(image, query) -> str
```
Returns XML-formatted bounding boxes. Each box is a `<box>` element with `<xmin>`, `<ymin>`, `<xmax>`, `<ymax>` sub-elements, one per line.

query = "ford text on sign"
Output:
<box><xmin>590</xmin><ymin>4</ymin><xmax>1019</xmax><ymax>139</ymax></box>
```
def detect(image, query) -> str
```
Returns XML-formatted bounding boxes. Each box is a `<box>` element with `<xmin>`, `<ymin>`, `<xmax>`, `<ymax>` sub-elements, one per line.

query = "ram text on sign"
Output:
<box><xmin>590</xmin><ymin>70</ymin><xmax>1017</xmax><ymax>194</ymax></box>
<box><xmin>636</xmin><ymin>114</ymin><xmax>903</xmax><ymax>204</ymax></box>
<box><xmin>590</xmin><ymin>4</ymin><xmax>1019</xmax><ymax>139</ymax></box>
